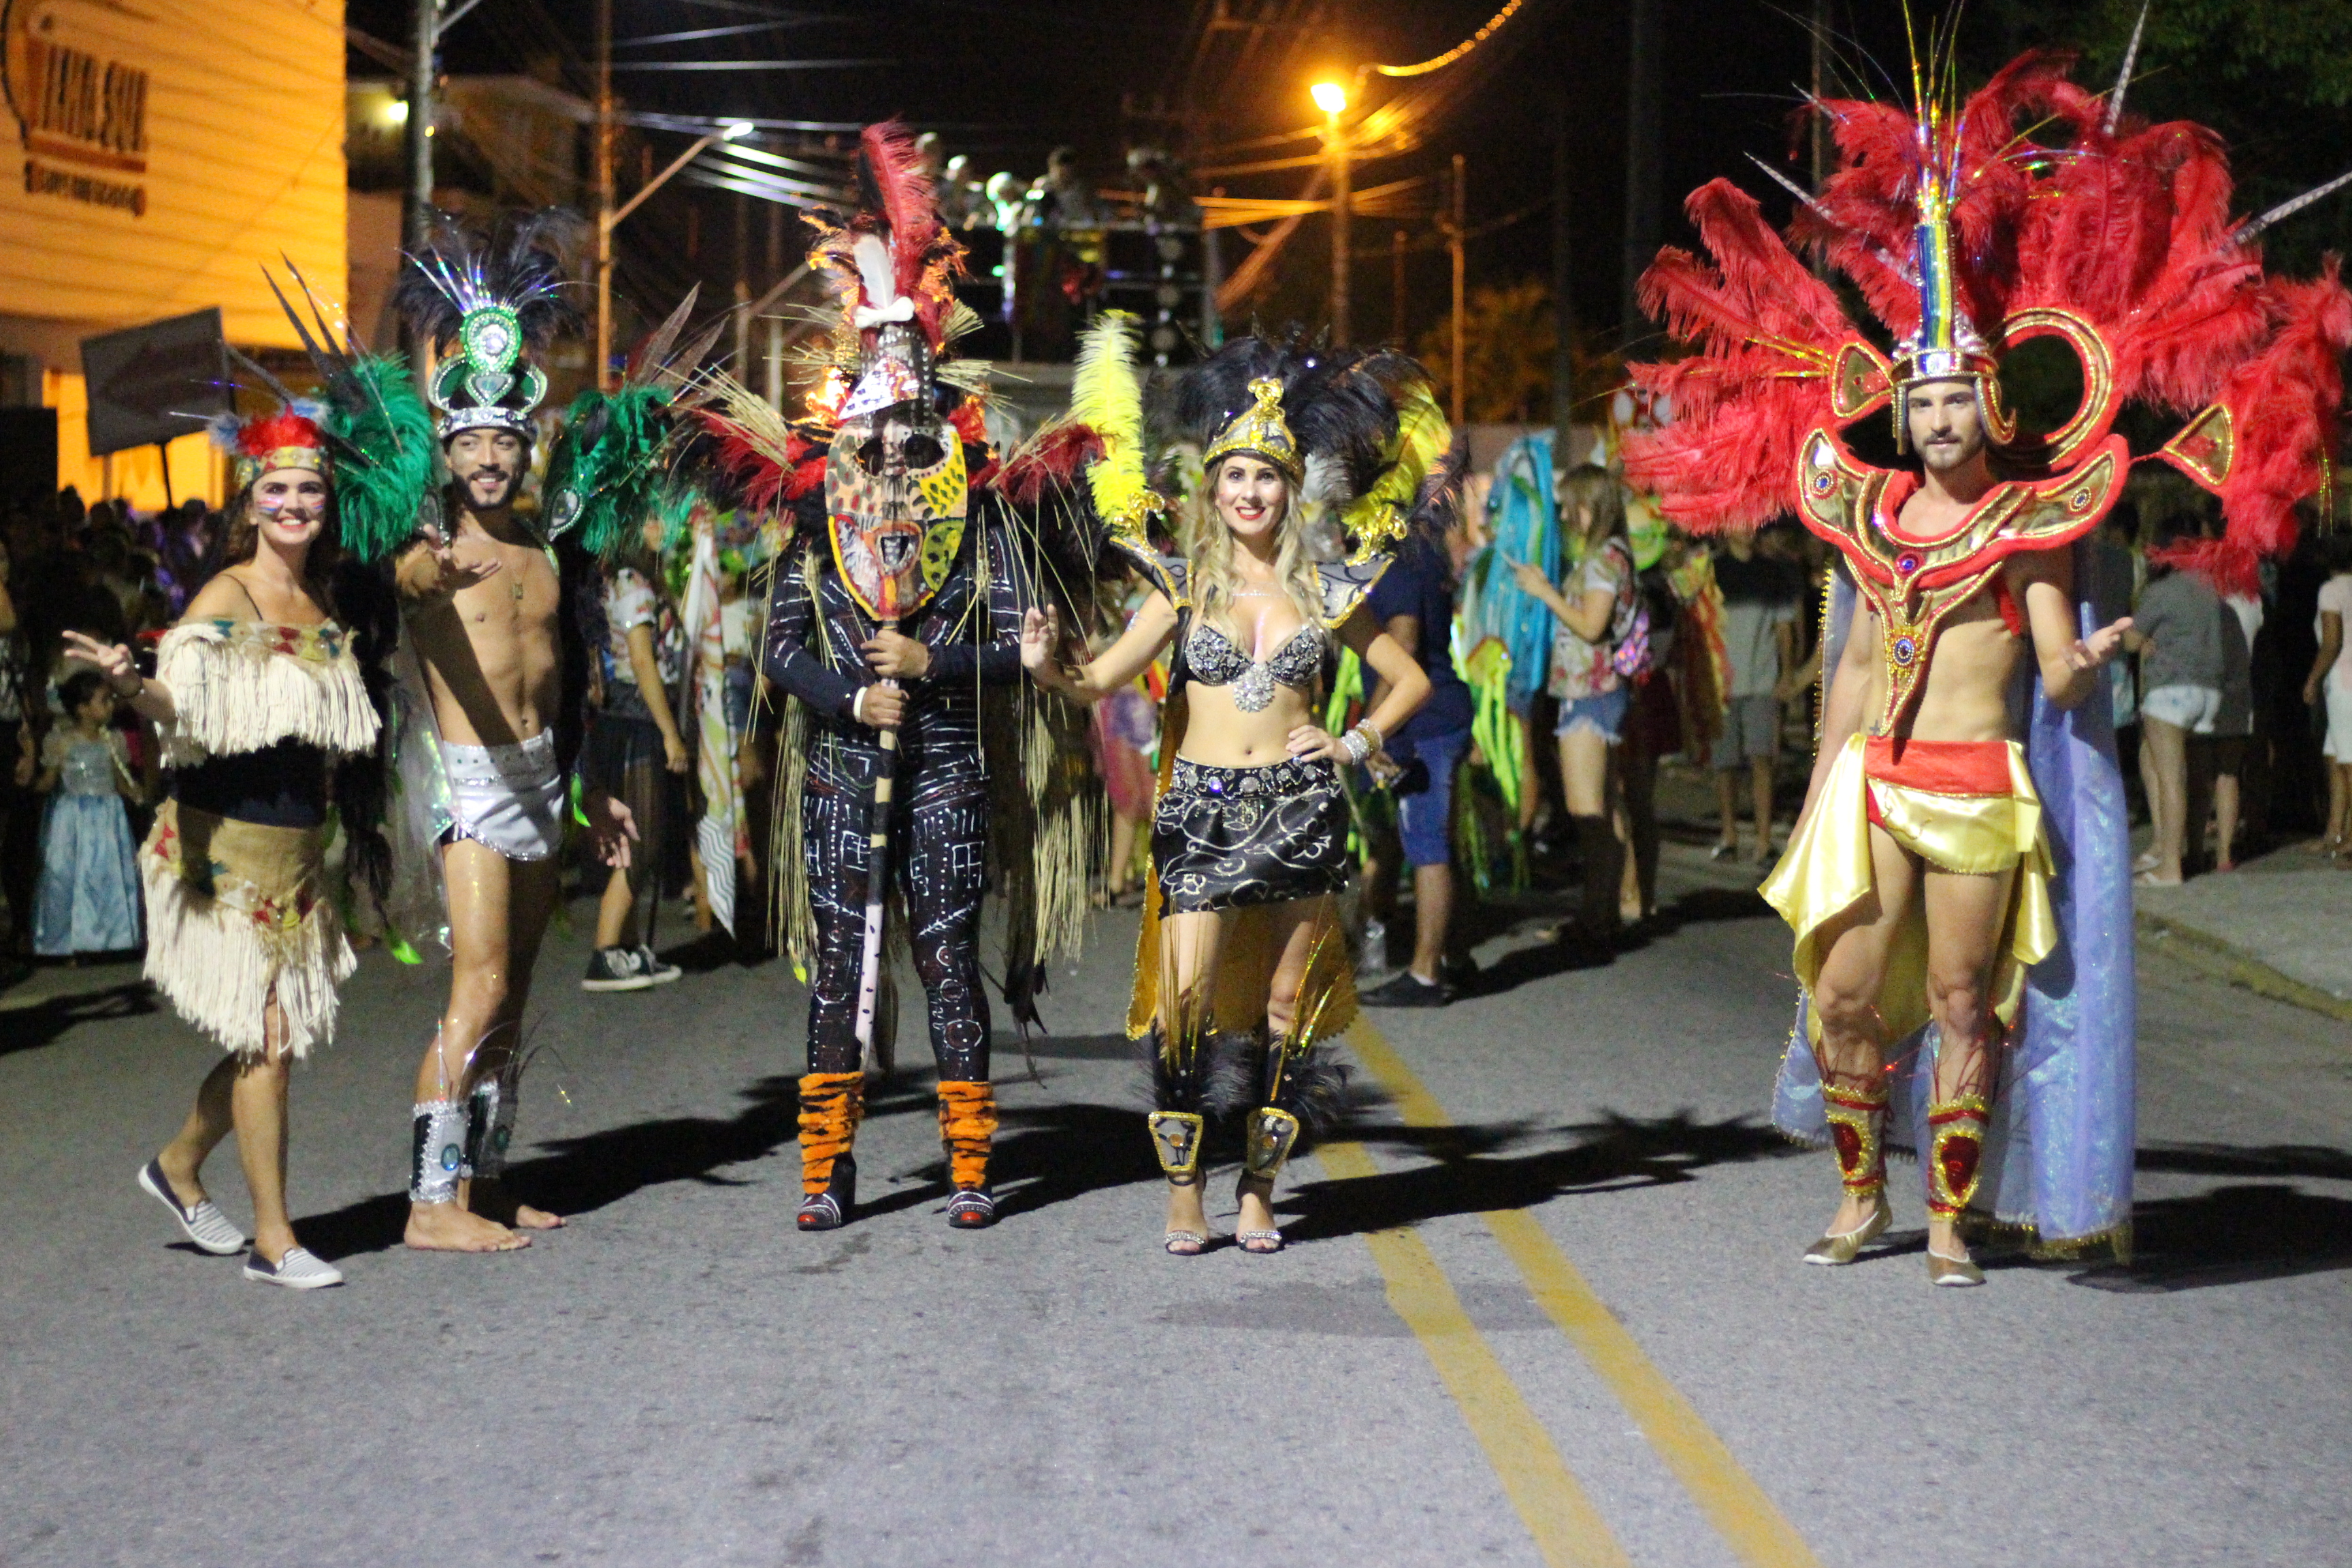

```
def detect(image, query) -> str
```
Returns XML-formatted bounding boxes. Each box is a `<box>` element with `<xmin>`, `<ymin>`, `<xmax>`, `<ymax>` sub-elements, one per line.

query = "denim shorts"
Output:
<box><xmin>1553</xmin><ymin>686</ymin><xmax>1629</xmax><ymax>745</ymax></box>
<box><xmin>1395</xmin><ymin>728</ymin><xmax>1469</xmax><ymax>868</ymax></box>
<box><xmin>2141</xmin><ymin>683</ymin><xmax>2221</xmax><ymax>736</ymax></box>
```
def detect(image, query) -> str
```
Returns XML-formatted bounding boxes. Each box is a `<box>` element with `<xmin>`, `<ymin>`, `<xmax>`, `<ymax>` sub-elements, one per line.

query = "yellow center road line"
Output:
<box><xmin>1319</xmin><ymin>1136</ymin><xmax>1634</xmax><ymax>1568</ymax></box>
<box><xmin>1345</xmin><ymin>1018</ymin><xmax>1826</xmax><ymax>1568</ymax></box>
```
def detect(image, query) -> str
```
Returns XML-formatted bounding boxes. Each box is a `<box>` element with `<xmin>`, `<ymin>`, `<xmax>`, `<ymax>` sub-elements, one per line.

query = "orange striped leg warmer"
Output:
<box><xmin>936</xmin><ymin>1080</ymin><xmax>997</xmax><ymax>1192</ymax></box>
<box><xmin>797</xmin><ymin>1072</ymin><xmax>865</xmax><ymax>1196</ymax></box>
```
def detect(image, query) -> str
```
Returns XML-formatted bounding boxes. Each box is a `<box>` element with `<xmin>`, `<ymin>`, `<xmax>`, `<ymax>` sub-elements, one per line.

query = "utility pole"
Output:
<box><xmin>1622</xmin><ymin>0</ymin><xmax>1663</xmax><ymax>335</ymax></box>
<box><xmin>593</xmin><ymin>0</ymin><xmax>615</xmax><ymax>390</ymax></box>
<box><xmin>1390</xmin><ymin>229</ymin><xmax>1407</xmax><ymax>346</ymax></box>
<box><xmin>403</xmin><ymin>0</ymin><xmax>438</xmax><ymax>250</ymax></box>
<box><xmin>1550</xmin><ymin>89</ymin><xmax>1576</xmax><ymax>440</ymax></box>
<box><xmin>1327</xmin><ymin>111</ymin><xmax>1352</xmax><ymax>346</ymax></box>
<box><xmin>1448</xmin><ymin>154</ymin><xmax>1466</xmax><ymax>428</ymax></box>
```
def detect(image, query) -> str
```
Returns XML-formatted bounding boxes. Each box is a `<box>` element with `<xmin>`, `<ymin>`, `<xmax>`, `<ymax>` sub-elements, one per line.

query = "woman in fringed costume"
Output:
<box><xmin>1622</xmin><ymin>29</ymin><xmax>2351</xmax><ymax>1284</ymax></box>
<box><xmin>71</xmin><ymin>341</ymin><xmax>426</xmax><ymax>1288</ymax></box>
<box><xmin>1023</xmin><ymin>329</ymin><xmax>1444</xmax><ymax>1254</ymax></box>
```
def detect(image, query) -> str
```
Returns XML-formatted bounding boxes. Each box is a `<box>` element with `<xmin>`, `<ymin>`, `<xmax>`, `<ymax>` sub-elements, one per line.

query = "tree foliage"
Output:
<box><xmin>1975</xmin><ymin>0</ymin><xmax>2352</xmax><ymax>276</ymax></box>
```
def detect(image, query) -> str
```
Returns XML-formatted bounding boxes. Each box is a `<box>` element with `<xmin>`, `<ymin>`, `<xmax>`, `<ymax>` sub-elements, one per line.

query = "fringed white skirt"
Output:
<box><xmin>140</xmin><ymin>800</ymin><xmax>355</xmax><ymax>1059</ymax></box>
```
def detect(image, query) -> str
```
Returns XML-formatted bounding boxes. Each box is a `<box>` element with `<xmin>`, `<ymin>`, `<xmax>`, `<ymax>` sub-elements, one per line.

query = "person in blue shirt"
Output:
<box><xmin>1360</xmin><ymin>526</ymin><xmax>1477</xmax><ymax>1005</ymax></box>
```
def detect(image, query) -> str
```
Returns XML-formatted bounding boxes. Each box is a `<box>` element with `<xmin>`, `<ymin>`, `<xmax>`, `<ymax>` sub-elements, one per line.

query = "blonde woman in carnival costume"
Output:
<box><xmin>1024</xmin><ymin>331</ymin><xmax>1447</xmax><ymax>1254</ymax></box>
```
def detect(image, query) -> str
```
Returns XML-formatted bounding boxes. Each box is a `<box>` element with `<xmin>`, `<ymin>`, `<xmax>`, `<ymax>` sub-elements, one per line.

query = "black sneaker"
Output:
<box><xmin>636</xmin><ymin>945</ymin><xmax>683</xmax><ymax>985</ymax></box>
<box><xmin>1360</xmin><ymin>970</ymin><xmax>1452</xmax><ymax>1007</ymax></box>
<box><xmin>583</xmin><ymin>946</ymin><xmax>653</xmax><ymax>992</ymax></box>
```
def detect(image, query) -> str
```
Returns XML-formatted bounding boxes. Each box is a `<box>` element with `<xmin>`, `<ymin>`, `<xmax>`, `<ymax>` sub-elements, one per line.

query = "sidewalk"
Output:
<box><xmin>2133</xmin><ymin>847</ymin><xmax>2352</xmax><ymax>1019</ymax></box>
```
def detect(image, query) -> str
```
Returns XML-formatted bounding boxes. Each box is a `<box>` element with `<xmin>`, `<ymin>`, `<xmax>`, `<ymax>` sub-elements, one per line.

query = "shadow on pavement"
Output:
<box><xmin>1281</xmin><ymin>1109</ymin><xmax>1798</xmax><ymax>1242</ymax></box>
<box><xmin>0</xmin><ymin>980</ymin><xmax>157</xmax><ymax>1058</ymax></box>
<box><xmin>294</xmin><ymin>1075</ymin><xmax>964</xmax><ymax>1260</ymax></box>
<box><xmin>2066</xmin><ymin>1168</ymin><xmax>2352</xmax><ymax>1294</ymax></box>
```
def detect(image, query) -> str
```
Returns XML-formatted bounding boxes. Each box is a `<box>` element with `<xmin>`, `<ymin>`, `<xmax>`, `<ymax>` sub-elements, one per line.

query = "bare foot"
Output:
<box><xmin>404</xmin><ymin>1200</ymin><xmax>529</xmax><ymax>1252</ymax></box>
<box><xmin>1925</xmin><ymin>1216</ymin><xmax>1974</xmax><ymax>1264</ymax></box>
<box><xmin>472</xmin><ymin>1181</ymin><xmax>566</xmax><ymax>1230</ymax></box>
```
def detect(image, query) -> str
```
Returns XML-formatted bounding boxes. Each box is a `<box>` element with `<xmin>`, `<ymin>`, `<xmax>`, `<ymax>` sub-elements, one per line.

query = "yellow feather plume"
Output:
<box><xmin>1071</xmin><ymin>310</ymin><xmax>1153</xmax><ymax>539</ymax></box>
<box><xmin>1343</xmin><ymin>376</ymin><xmax>1451</xmax><ymax>559</ymax></box>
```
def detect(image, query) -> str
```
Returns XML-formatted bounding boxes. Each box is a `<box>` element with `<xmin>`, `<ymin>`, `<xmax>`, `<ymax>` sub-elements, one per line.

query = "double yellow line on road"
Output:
<box><xmin>1330</xmin><ymin>1017</ymin><xmax>1823</xmax><ymax>1568</ymax></box>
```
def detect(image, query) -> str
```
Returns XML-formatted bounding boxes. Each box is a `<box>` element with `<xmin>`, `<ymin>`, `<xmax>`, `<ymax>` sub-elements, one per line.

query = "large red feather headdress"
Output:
<box><xmin>1624</xmin><ymin>44</ymin><xmax>2351</xmax><ymax>595</ymax></box>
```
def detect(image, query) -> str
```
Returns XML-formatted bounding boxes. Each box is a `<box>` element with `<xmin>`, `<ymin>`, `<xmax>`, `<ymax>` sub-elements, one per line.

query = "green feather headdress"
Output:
<box><xmin>256</xmin><ymin>264</ymin><xmax>436</xmax><ymax>564</ymax></box>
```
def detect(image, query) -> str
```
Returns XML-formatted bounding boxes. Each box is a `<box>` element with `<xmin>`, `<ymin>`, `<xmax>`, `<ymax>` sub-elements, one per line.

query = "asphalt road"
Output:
<box><xmin>4</xmin><ymin>855</ymin><xmax>2349</xmax><ymax>1568</ymax></box>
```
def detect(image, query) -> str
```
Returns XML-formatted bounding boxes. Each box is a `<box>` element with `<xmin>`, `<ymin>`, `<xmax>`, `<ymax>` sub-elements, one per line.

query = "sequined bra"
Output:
<box><xmin>1184</xmin><ymin>617</ymin><xmax>1326</xmax><ymax>713</ymax></box>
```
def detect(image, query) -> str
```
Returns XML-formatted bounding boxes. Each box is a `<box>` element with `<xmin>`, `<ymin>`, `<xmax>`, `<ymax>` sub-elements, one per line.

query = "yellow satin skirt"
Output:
<box><xmin>1761</xmin><ymin>734</ymin><xmax>2058</xmax><ymax>1047</ymax></box>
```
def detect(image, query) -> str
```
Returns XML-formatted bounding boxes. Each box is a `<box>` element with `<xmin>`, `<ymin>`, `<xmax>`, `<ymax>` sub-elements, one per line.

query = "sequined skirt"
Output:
<box><xmin>1153</xmin><ymin>755</ymin><xmax>1350</xmax><ymax>913</ymax></box>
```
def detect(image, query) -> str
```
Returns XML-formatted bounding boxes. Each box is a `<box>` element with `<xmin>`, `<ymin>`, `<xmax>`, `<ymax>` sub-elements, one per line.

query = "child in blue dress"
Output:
<box><xmin>34</xmin><ymin>670</ymin><xmax>143</xmax><ymax>957</ymax></box>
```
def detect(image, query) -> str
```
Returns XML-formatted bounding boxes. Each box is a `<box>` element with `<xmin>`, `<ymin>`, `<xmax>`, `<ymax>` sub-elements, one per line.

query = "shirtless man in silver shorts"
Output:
<box><xmin>397</xmin><ymin>426</ymin><xmax>634</xmax><ymax>1252</ymax></box>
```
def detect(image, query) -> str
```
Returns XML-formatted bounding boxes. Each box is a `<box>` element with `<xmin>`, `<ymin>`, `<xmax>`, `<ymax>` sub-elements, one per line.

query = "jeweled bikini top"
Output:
<box><xmin>1184</xmin><ymin>617</ymin><xmax>1326</xmax><ymax>714</ymax></box>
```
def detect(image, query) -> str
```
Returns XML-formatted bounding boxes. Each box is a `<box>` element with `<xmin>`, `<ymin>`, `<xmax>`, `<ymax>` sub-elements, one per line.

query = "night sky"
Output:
<box><xmin>344</xmin><ymin>1</ymin><xmax>2348</xmax><ymax>366</ymax></box>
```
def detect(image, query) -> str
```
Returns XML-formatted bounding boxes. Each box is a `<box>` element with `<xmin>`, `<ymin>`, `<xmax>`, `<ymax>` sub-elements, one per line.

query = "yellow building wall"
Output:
<box><xmin>46</xmin><ymin>366</ymin><xmax>225</xmax><ymax>508</ymax></box>
<box><xmin>1</xmin><ymin>0</ymin><xmax>348</xmax><ymax>508</ymax></box>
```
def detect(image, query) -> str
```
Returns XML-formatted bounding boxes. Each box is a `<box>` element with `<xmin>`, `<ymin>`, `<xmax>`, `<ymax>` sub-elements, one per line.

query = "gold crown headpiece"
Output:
<box><xmin>1202</xmin><ymin>377</ymin><xmax>1304</xmax><ymax>483</ymax></box>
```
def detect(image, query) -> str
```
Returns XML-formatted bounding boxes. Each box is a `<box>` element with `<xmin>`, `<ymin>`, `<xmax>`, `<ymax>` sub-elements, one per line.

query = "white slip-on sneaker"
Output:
<box><xmin>137</xmin><ymin>1159</ymin><xmax>246</xmax><ymax>1256</ymax></box>
<box><xmin>242</xmin><ymin>1247</ymin><xmax>344</xmax><ymax>1290</ymax></box>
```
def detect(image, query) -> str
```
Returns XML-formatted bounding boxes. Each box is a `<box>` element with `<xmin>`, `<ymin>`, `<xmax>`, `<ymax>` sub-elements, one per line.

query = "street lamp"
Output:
<box><xmin>1312</xmin><ymin>81</ymin><xmax>1351</xmax><ymax>344</ymax></box>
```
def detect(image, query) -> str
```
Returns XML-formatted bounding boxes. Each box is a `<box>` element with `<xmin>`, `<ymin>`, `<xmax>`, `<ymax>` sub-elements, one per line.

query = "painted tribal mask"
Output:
<box><xmin>824</xmin><ymin>404</ymin><xmax>968</xmax><ymax>622</ymax></box>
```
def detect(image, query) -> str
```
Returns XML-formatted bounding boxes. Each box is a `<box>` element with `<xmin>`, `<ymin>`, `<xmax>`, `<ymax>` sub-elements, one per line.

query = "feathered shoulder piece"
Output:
<box><xmin>1623</xmin><ymin>39</ymin><xmax>2351</xmax><ymax>594</ymax></box>
<box><xmin>542</xmin><ymin>291</ymin><xmax>723</xmax><ymax>559</ymax></box>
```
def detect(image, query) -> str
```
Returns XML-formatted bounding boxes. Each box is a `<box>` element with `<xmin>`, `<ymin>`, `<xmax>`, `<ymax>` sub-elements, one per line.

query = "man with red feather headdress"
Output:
<box><xmin>1625</xmin><ymin>24</ymin><xmax>2351</xmax><ymax>1286</ymax></box>
<box><xmin>688</xmin><ymin>122</ymin><xmax>1098</xmax><ymax>1234</ymax></box>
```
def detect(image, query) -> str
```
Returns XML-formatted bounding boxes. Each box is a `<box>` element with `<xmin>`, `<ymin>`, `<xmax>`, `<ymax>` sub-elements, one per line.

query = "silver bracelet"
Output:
<box><xmin>1341</xmin><ymin>725</ymin><xmax>1372</xmax><ymax>765</ymax></box>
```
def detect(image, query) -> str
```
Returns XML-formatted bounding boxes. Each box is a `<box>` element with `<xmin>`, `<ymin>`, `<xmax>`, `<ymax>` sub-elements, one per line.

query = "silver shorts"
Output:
<box><xmin>441</xmin><ymin>730</ymin><xmax>566</xmax><ymax>862</ymax></box>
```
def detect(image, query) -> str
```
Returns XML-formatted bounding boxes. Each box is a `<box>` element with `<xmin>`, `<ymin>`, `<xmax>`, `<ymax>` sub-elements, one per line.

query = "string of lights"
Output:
<box><xmin>1372</xmin><ymin>0</ymin><xmax>1527</xmax><ymax>80</ymax></box>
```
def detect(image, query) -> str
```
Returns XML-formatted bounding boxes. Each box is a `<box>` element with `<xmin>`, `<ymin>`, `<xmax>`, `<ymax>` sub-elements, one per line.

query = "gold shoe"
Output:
<box><xmin>1802</xmin><ymin>1196</ymin><xmax>1892</xmax><ymax>1265</ymax></box>
<box><xmin>1926</xmin><ymin>1245</ymin><xmax>1985</xmax><ymax>1288</ymax></box>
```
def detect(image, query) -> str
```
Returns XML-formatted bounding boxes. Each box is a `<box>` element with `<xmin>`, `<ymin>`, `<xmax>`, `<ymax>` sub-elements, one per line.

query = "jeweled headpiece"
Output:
<box><xmin>1203</xmin><ymin>377</ymin><xmax>1305</xmax><ymax>483</ymax></box>
<box><xmin>395</xmin><ymin>210</ymin><xmax>586</xmax><ymax>444</ymax></box>
<box><xmin>1881</xmin><ymin>48</ymin><xmax>2014</xmax><ymax>452</ymax></box>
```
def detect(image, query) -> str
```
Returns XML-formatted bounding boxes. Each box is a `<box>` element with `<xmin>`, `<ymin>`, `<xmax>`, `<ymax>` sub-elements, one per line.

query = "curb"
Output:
<box><xmin>2135</xmin><ymin>911</ymin><xmax>2352</xmax><ymax>1026</ymax></box>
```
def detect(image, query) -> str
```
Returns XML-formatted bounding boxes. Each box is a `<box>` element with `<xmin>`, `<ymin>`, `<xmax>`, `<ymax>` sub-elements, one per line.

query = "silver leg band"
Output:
<box><xmin>410</xmin><ymin>1099</ymin><xmax>469</xmax><ymax>1205</ymax></box>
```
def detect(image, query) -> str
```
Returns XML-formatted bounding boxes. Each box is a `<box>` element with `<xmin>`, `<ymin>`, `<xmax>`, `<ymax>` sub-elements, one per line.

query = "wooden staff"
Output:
<box><xmin>852</xmin><ymin>616</ymin><xmax>900</xmax><ymax>1065</ymax></box>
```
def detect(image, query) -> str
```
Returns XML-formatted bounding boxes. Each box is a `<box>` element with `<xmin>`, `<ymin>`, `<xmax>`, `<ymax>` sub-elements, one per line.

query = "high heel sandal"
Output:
<box><xmin>1149</xmin><ymin>1111</ymin><xmax>1208</xmax><ymax>1256</ymax></box>
<box><xmin>1235</xmin><ymin>1107</ymin><xmax>1301</xmax><ymax>1255</ymax></box>
<box><xmin>1235</xmin><ymin>1173</ymin><xmax>1283</xmax><ymax>1254</ymax></box>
